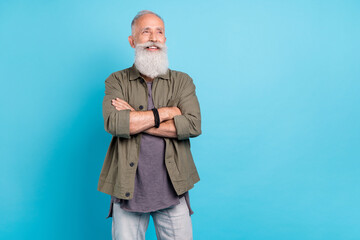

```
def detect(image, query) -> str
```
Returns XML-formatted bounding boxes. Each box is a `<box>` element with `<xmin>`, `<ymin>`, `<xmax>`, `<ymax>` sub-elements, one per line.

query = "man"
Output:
<box><xmin>97</xmin><ymin>10</ymin><xmax>201</xmax><ymax>240</ymax></box>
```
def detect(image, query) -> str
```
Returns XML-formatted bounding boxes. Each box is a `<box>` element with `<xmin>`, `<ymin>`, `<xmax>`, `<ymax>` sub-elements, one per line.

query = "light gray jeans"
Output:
<box><xmin>112</xmin><ymin>197</ymin><xmax>193</xmax><ymax>240</ymax></box>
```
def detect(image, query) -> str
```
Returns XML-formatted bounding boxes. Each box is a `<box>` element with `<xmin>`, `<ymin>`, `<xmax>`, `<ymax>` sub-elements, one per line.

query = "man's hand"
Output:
<box><xmin>111</xmin><ymin>98</ymin><xmax>135</xmax><ymax>111</ymax></box>
<box><xmin>158</xmin><ymin>107</ymin><xmax>181</xmax><ymax>122</ymax></box>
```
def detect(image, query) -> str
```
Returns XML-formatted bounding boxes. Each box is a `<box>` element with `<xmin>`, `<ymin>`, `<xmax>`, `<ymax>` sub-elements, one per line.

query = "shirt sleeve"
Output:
<box><xmin>173</xmin><ymin>75</ymin><xmax>202</xmax><ymax>140</ymax></box>
<box><xmin>102</xmin><ymin>73</ymin><xmax>131</xmax><ymax>139</ymax></box>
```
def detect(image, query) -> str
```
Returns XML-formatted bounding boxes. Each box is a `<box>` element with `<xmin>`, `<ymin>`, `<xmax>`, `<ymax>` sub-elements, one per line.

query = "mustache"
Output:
<box><xmin>136</xmin><ymin>41</ymin><xmax>166</xmax><ymax>50</ymax></box>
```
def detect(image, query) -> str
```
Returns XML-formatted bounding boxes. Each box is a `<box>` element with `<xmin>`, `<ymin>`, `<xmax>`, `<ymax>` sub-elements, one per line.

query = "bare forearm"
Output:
<box><xmin>144</xmin><ymin>120</ymin><xmax>177</xmax><ymax>138</ymax></box>
<box><xmin>129</xmin><ymin>107</ymin><xmax>181</xmax><ymax>135</ymax></box>
<box><xmin>129</xmin><ymin>111</ymin><xmax>155</xmax><ymax>135</ymax></box>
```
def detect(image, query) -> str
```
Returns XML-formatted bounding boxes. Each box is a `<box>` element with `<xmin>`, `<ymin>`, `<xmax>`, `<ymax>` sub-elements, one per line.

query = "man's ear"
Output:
<box><xmin>128</xmin><ymin>36</ymin><xmax>136</xmax><ymax>48</ymax></box>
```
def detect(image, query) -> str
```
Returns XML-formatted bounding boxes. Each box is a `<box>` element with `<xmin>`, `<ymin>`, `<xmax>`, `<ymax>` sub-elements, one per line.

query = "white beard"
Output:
<box><xmin>134</xmin><ymin>42</ymin><xmax>169</xmax><ymax>79</ymax></box>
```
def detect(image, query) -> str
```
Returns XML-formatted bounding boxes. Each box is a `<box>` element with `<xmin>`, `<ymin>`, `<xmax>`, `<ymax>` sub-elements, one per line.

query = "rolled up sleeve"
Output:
<box><xmin>102</xmin><ymin>73</ymin><xmax>131</xmax><ymax>139</ymax></box>
<box><xmin>173</xmin><ymin>75</ymin><xmax>201</xmax><ymax>140</ymax></box>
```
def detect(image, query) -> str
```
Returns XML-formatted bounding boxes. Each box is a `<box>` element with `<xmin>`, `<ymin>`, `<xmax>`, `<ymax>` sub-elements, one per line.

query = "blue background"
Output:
<box><xmin>1</xmin><ymin>0</ymin><xmax>360</xmax><ymax>239</ymax></box>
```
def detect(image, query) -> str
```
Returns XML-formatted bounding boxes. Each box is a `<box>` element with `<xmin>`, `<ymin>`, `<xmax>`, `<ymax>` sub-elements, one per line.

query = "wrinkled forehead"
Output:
<box><xmin>133</xmin><ymin>14</ymin><xmax>165</xmax><ymax>32</ymax></box>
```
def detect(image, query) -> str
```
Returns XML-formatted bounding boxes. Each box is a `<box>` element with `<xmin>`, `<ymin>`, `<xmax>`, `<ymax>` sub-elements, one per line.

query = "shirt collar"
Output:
<box><xmin>129</xmin><ymin>64</ymin><xmax>170</xmax><ymax>81</ymax></box>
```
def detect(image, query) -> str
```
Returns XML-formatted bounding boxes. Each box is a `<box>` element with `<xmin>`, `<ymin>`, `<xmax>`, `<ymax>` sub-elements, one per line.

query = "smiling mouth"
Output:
<box><xmin>146</xmin><ymin>46</ymin><xmax>160</xmax><ymax>50</ymax></box>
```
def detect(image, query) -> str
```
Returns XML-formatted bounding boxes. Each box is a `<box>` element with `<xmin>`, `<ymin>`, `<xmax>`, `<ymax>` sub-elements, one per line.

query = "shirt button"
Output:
<box><xmin>139</xmin><ymin>105</ymin><xmax>144</xmax><ymax>110</ymax></box>
<box><xmin>129</xmin><ymin>162</ymin><xmax>134</xmax><ymax>167</ymax></box>
<box><xmin>125</xmin><ymin>192</ymin><xmax>130</xmax><ymax>197</ymax></box>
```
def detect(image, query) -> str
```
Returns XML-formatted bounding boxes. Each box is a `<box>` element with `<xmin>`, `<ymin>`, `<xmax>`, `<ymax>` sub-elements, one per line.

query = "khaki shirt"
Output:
<box><xmin>97</xmin><ymin>65</ymin><xmax>201</xmax><ymax>200</ymax></box>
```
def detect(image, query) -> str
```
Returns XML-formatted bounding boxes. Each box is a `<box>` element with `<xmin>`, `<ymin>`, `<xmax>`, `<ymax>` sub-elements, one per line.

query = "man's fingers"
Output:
<box><xmin>112</xmin><ymin>100</ymin><xmax>126</xmax><ymax>107</ymax></box>
<box><xmin>114</xmin><ymin>98</ymin><xmax>131</xmax><ymax>106</ymax></box>
<box><xmin>111</xmin><ymin>99</ymin><xmax>135</xmax><ymax>111</ymax></box>
<box><xmin>115</xmin><ymin>106</ymin><xmax>132</xmax><ymax>111</ymax></box>
<box><xmin>112</xmin><ymin>98</ymin><xmax>126</xmax><ymax>105</ymax></box>
<box><xmin>113</xmin><ymin>103</ymin><xmax>130</xmax><ymax>109</ymax></box>
<box><xmin>112</xmin><ymin>99</ymin><xmax>135</xmax><ymax>110</ymax></box>
<box><xmin>111</xmin><ymin>98</ymin><xmax>135</xmax><ymax>111</ymax></box>
<box><xmin>112</xmin><ymin>100</ymin><xmax>128</xmax><ymax>107</ymax></box>
<box><xmin>115</xmin><ymin>98</ymin><xmax>126</xmax><ymax>103</ymax></box>
<box><xmin>112</xmin><ymin>98</ymin><xmax>130</xmax><ymax>106</ymax></box>
<box><xmin>113</xmin><ymin>102</ymin><xmax>131</xmax><ymax>109</ymax></box>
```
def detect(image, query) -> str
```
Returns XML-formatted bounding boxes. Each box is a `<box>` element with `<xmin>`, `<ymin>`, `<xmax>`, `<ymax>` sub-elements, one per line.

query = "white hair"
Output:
<box><xmin>131</xmin><ymin>10</ymin><xmax>164</xmax><ymax>35</ymax></box>
<box><xmin>134</xmin><ymin>42</ymin><xmax>168</xmax><ymax>79</ymax></box>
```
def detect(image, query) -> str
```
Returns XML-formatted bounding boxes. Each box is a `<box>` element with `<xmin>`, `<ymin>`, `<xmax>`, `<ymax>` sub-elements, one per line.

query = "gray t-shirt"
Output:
<box><xmin>108</xmin><ymin>81</ymin><xmax>193</xmax><ymax>217</ymax></box>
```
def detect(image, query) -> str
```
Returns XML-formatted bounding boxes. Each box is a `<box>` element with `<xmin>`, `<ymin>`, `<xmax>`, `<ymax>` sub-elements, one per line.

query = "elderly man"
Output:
<box><xmin>97</xmin><ymin>10</ymin><xmax>201</xmax><ymax>240</ymax></box>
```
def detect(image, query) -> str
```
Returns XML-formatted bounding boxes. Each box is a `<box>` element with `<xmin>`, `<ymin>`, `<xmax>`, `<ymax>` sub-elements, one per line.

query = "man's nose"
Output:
<box><xmin>149</xmin><ymin>32</ymin><xmax>157</xmax><ymax>42</ymax></box>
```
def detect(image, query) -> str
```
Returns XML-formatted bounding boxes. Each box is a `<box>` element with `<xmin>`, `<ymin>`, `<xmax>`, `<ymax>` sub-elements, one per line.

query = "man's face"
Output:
<box><xmin>128</xmin><ymin>13</ymin><xmax>166</xmax><ymax>51</ymax></box>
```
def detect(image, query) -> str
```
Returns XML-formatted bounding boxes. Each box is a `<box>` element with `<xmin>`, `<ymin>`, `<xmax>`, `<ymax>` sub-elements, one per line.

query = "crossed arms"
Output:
<box><xmin>111</xmin><ymin>97</ymin><xmax>181</xmax><ymax>138</ymax></box>
<box><xmin>102</xmin><ymin>73</ymin><xmax>201</xmax><ymax>140</ymax></box>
